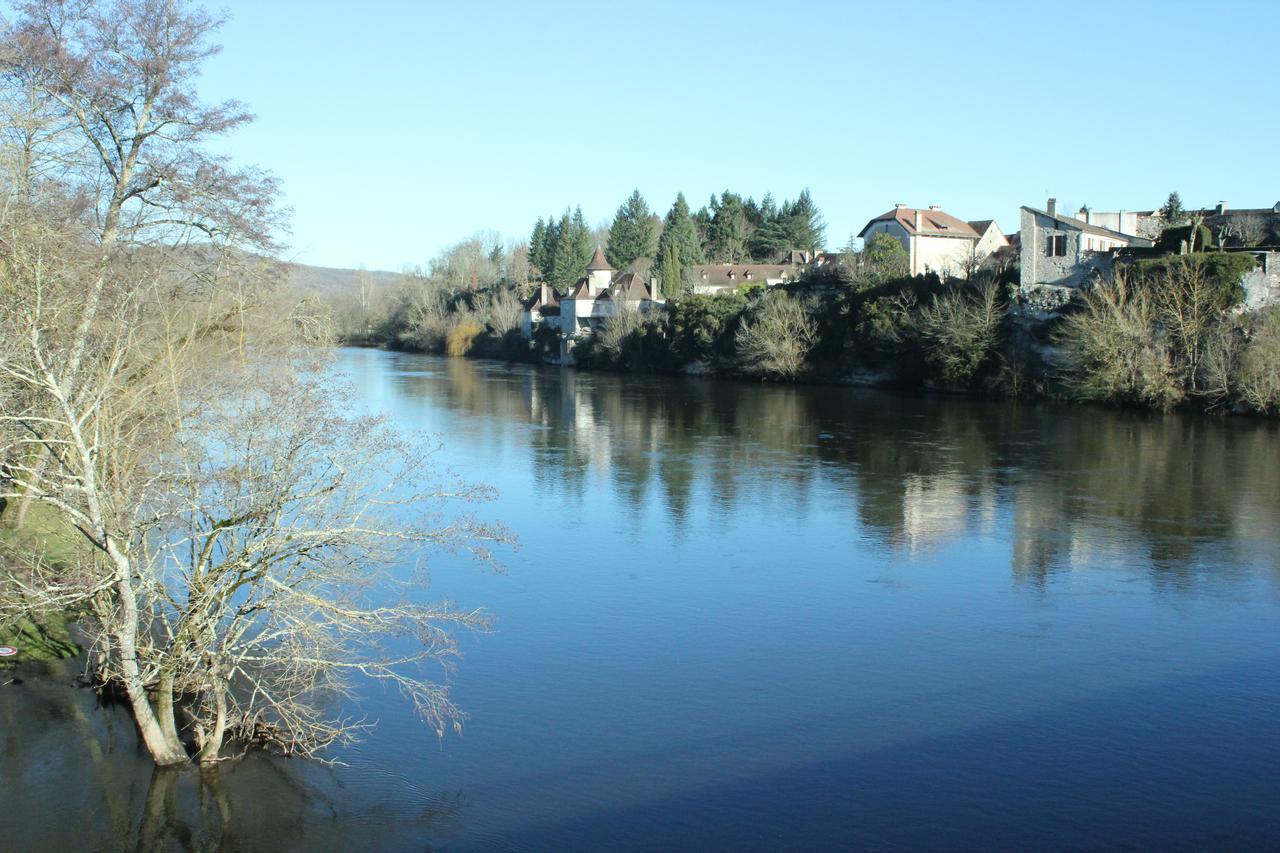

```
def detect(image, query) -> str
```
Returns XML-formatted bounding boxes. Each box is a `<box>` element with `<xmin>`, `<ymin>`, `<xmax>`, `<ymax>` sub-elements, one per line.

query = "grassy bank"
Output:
<box><xmin>0</xmin><ymin>501</ymin><xmax>85</xmax><ymax>663</ymax></box>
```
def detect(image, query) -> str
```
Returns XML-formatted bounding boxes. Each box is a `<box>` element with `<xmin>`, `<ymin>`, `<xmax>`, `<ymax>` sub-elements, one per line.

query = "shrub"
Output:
<box><xmin>1055</xmin><ymin>276</ymin><xmax>1184</xmax><ymax>409</ymax></box>
<box><xmin>908</xmin><ymin>281</ymin><xmax>1006</xmax><ymax>387</ymax></box>
<box><xmin>446</xmin><ymin>318</ymin><xmax>483</xmax><ymax>357</ymax></box>
<box><xmin>735</xmin><ymin>292</ymin><xmax>818</xmax><ymax>380</ymax></box>
<box><xmin>1130</xmin><ymin>252</ymin><xmax>1255</xmax><ymax>311</ymax></box>
<box><xmin>667</xmin><ymin>291</ymin><xmax>749</xmax><ymax>367</ymax></box>
<box><xmin>1236</xmin><ymin>307</ymin><xmax>1280</xmax><ymax>415</ymax></box>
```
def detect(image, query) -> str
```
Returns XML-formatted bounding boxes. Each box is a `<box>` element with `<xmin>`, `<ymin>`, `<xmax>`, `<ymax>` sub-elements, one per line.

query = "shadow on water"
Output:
<box><xmin>0</xmin><ymin>658</ymin><xmax>467</xmax><ymax>852</ymax></box>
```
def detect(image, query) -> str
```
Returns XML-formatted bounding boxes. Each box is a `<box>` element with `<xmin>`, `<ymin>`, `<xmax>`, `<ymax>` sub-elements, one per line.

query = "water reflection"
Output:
<box><xmin>8</xmin><ymin>350</ymin><xmax>1280</xmax><ymax>851</ymax></box>
<box><xmin>391</xmin><ymin>353</ymin><xmax>1280</xmax><ymax>590</ymax></box>
<box><xmin>0</xmin><ymin>660</ymin><xmax>467</xmax><ymax>852</ymax></box>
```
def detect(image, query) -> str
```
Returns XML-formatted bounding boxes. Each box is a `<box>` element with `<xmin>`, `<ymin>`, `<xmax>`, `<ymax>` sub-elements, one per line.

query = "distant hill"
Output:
<box><xmin>283</xmin><ymin>262</ymin><xmax>403</xmax><ymax>297</ymax></box>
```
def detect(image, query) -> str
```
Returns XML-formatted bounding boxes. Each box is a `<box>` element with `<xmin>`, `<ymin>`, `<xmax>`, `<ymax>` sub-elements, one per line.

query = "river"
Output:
<box><xmin>4</xmin><ymin>347</ymin><xmax>1280</xmax><ymax>851</ymax></box>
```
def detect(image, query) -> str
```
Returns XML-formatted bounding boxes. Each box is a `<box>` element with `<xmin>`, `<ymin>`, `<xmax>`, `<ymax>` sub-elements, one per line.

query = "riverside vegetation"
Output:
<box><xmin>335</xmin><ymin>192</ymin><xmax>1280</xmax><ymax>417</ymax></box>
<box><xmin>0</xmin><ymin>0</ymin><xmax>507</xmax><ymax>767</ymax></box>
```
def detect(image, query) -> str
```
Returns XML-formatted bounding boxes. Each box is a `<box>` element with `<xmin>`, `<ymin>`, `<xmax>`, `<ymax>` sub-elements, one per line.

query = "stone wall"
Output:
<box><xmin>1242</xmin><ymin>251</ymin><xmax>1280</xmax><ymax>311</ymax></box>
<box><xmin>1019</xmin><ymin>208</ymin><xmax>1116</xmax><ymax>291</ymax></box>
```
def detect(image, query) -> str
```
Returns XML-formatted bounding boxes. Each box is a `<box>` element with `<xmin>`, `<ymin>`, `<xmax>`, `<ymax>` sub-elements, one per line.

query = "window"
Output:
<box><xmin>1047</xmin><ymin>234</ymin><xmax>1067</xmax><ymax>257</ymax></box>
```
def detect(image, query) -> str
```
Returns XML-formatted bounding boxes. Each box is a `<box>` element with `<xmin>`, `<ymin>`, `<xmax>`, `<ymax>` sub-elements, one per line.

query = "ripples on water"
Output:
<box><xmin>4</xmin><ymin>348</ymin><xmax>1280</xmax><ymax>850</ymax></box>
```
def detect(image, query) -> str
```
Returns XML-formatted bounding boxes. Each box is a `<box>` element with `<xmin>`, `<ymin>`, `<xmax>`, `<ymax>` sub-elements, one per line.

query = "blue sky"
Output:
<box><xmin>189</xmin><ymin>0</ymin><xmax>1278</xmax><ymax>271</ymax></box>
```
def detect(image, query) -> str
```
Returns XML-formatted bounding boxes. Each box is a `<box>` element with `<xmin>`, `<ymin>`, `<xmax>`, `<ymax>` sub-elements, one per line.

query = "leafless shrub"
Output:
<box><xmin>1055</xmin><ymin>274</ymin><xmax>1184</xmax><ymax>409</ymax></box>
<box><xmin>735</xmin><ymin>292</ymin><xmax>817</xmax><ymax>380</ymax></box>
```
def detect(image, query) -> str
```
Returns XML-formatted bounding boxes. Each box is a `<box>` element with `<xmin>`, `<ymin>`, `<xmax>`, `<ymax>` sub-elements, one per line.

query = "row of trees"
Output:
<box><xmin>526</xmin><ymin>188</ymin><xmax>827</xmax><ymax>296</ymax></box>
<box><xmin>1</xmin><ymin>0</ymin><xmax>503</xmax><ymax>768</ymax></box>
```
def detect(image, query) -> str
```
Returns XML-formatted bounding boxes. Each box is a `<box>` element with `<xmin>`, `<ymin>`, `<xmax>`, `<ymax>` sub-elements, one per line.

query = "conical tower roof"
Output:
<box><xmin>586</xmin><ymin>245</ymin><xmax>614</xmax><ymax>272</ymax></box>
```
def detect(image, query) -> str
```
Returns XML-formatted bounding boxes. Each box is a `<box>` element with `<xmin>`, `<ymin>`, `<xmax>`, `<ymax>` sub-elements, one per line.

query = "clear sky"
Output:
<box><xmin>187</xmin><ymin>0</ymin><xmax>1278</xmax><ymax>271</ymax></box>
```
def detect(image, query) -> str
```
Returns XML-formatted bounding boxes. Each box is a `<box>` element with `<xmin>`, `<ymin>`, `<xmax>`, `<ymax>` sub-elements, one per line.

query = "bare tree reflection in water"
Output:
<box><xmin>1</xmin><ymin>663</ymin><xmax>468</xmax><ymax>851</ymax></box>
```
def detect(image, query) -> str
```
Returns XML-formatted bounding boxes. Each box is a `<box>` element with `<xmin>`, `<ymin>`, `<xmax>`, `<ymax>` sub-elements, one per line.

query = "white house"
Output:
<box><xmin>554</xmin><ymin>246</ymin><xmax>665</xmax><ymax>361</ymax></box>
<box><xmin>858</xmin><ymin>204</ymin><xmax>1009</xmax><ymax>277</ymax></box>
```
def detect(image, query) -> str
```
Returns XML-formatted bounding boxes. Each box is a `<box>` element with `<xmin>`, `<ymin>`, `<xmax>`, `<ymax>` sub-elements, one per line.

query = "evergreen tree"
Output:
<box><xmin>605</xmin><ymin>189</ymin><xmax>658</xmax><ymax>270</ymax></box>
<box><xmin>549</xmin><ymin>212</ymin><xmax>579</xmax><ymax>290</ymax></box>
<box><xmin>1161</xmin><ymin>191</ymin><xmax>1187</xmax><ymax>226</ymax></box>
<box><xmin>659</xmin><ymin>241</ymin><xmax>681</xmax><ymax>298</ymax></box>
<box><xmin>706</xmin><ymin>192</ymin><xmax>749</xmax><ymax>263</ymax></box>
<box><xmin>656</xmin><ymin>193</ymin><xmax>704</xmax><ymax>273</ymax></box>
<box><xmin>784</xmin><ymin>189</ymin><xmax>826</xmax><ymax>253</ymax></box>
<box><xmin>529</xmin><ymin>218</ymin><xmax>547</xmax><ymax>278</ymax></box>
<box><xmin>693</xmin><ymin>202</ymin><xmax>713</xmax><ymax>256</ymax></box>
<box><xmin>570</xmin><ymin>206</ymin><xmax>594</xmax><ymax>274</ymax></box>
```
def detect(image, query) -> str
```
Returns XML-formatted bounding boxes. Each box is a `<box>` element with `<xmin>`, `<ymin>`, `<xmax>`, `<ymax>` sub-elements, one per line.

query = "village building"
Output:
<box><xmin>1018</xmin><ymin>198</ymin><xmax>1154</xmax><ymax>293</ymax></box>
<box><xmin>689</xmin><ymin>263</ymin><xmax>798</xmax><ymax>295</ymax></box>
<box><xmin>520</xmin><ymin>281</ymin><xmax>562</xmax><ymax>338</ymax></box>
<box><xmin>557</xmin><ymin>246</ymin><xmax>664</xmax><ymax>334</ymax></box>
<box><xmin>857</xmin><ymin>204</ymin><xmax>1009</xmax><ymax>277</ymax></box>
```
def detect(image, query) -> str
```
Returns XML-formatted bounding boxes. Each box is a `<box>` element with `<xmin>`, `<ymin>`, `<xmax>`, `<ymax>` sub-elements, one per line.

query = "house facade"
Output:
<box><xmin>858</xmin><ymin>204</ymin><xmax>1009</xmax><ymax>277</ymax></box>
<box><xmin>520</xmin><ymin>281</ymin><xmax>562</xmax><ymax>338</ymax></box>
<box><xmin>689</xmin><ymin>263</ymin><xmax>798</xmax><ymax>295</ymax></box>
<box><xmin>1019</xmin><ymin>198</ymin><xmax>1153</xmax><ymax>293</ymax></box>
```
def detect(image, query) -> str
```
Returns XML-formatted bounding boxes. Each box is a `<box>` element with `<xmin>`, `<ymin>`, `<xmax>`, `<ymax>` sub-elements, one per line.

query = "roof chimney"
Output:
<box><xmin>928</xmin><ymin>204</ymin><xmax>941</xmax><ymax>211</ymax></box>
<box><xmin>1047</xmin><ymin>197</ymin><xmax>1057</xmax><ymax>218</ymax></box>
<box><xmin>894</xmin><ymin>202</ymin><xmax>907</xmax><ymax>210</ymax></box>
<box><xmin>914</xmin><ymin>209</ymin><xmax>923</xmax><ymax>232</ymax></box>
<box><xmin>1216</xmin><ymin>201</ymin><xmax>1227</xmax><ymax>215</ymax></box>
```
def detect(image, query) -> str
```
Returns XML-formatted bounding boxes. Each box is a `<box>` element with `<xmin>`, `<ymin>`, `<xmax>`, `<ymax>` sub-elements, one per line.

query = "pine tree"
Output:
<box><xmin>605</xmin><ymin>189</ymin><xmax>658</xmax><ymax>270</ymax></box>
<box><xmin>549</xmin><ymin>212</ymin><xmax>578</xmax><ymax>290</ymax></box>
<box><xmin>1161</xmin><ymin>191</ymin><xmax>1187</xmax><ymax>226</ymax></box>
<box><xmin>656</xmin><ymin>192</ymin><xmax>704</xmax><ymax>273</ymax></box>
<box><xmin>784</xmin><ymin>189</ymin><xmax>825</xmax><ymax>254</ymax></box>
<box><xmin>706</xmin><ymin>192</ymin><xmax>748</xmax><ymax>263</ymax></box>
<box><xmin>658</xmin><ymin>241</ymin><xmax>681</xmax><ymax>298</ymax></box>
<box><xmin>529</xmin><ymin>218</ymin><xmax>547</xmax><ymax>278</ymax></box>
<box><xmin>570</xmin><ymin>206</ymin><xmax>594</xmax><ymax>274</ymax></box>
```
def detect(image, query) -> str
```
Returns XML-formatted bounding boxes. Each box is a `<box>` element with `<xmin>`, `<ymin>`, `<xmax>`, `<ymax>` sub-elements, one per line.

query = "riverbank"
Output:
<box><xmin>338</xmin><ymin>257</ymin><xmax>1280</xmax><ymax>418</ymax></box>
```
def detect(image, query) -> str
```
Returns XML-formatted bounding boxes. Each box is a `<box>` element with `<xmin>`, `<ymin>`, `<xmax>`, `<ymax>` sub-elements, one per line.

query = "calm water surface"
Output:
<box><xmin>4</xmin><ymin>347</ymin><xmax>1280</xmax><ymax>851</ymax></box>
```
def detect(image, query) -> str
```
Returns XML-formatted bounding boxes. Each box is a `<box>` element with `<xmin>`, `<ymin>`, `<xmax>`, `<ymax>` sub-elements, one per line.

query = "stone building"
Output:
<box><xmin>1018</xmin><ymin>198</ymin><xmax>1153</xmax><ymax>294</ymax></box>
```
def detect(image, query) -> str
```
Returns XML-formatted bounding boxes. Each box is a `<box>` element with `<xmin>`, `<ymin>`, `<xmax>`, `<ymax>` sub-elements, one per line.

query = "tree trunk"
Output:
<box><xmin>196</xmin><ymin>683</ymin><xmax>228</xmax><ymax>764</ymax></box>
<box><xmin>111</xmin><ymin>552</ymin><xmax>186</xmax><ymax>766</ymax></box>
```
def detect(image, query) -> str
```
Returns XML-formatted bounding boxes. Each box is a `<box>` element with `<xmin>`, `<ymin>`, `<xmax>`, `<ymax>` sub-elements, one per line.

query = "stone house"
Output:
<box><xmin>858</xmin><ymin>204</ymin><xmax>1009</xmax><ymax>277</ymax></box>
<box><xmin>1018</xmin><ymin>198</ymin><xmax>1154</xmax><ymax>293</ymax></box>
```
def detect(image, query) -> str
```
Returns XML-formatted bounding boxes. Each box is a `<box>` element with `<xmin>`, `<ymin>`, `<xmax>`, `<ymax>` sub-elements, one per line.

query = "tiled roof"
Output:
<box><xmin>608</xmin><ymin>271</ymin><xmax>654</xmax><ymax>300</ymax></box>
<box><xmin>691</xmin><ymin>264</ymin><xmax>795</xmax><ymax>289</ymax></box>
<box><xmin>859</xmin><ymin>207</ymin><xmax>982</xmax><ymax>240</ymax></box>
<box><xmin>523</xmin><ymin>282</ymin><xmax>561</xmax><ymax>312</ymax></box>
<box><xmin>586</xmin><ymin>245</ymin><xmax>614</xmax><ymax>271</ymax></box>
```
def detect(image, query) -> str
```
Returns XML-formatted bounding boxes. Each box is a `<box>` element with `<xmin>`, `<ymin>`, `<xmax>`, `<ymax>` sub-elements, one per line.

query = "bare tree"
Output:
<box><xmin>484</xmin><ymin>286</ymin><xmax>523</xmax><ymax>338</ymax></box>
<box><xmin>1</xmin><ymin>0</ymin><xmax>282</xmax><ymax>529</ymax></box>
<box><xmin>735</xmin><ymin>292</ymin><xmax>817</xmax><ymax>380</ymax></box>
<box><xmin>908</xmin><ymin>282</ymin><xmax>1005</xmax><ymax>387</ymax></box>
<box><xmin>0</xmin><ymin>215</ymin><xmax>507</xmax><ymax>765</ymax></box>
<box><xmin>1055</xmin><ymin>273</ymin><xmax>1183</xmax><ymax>409</ymax></box>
